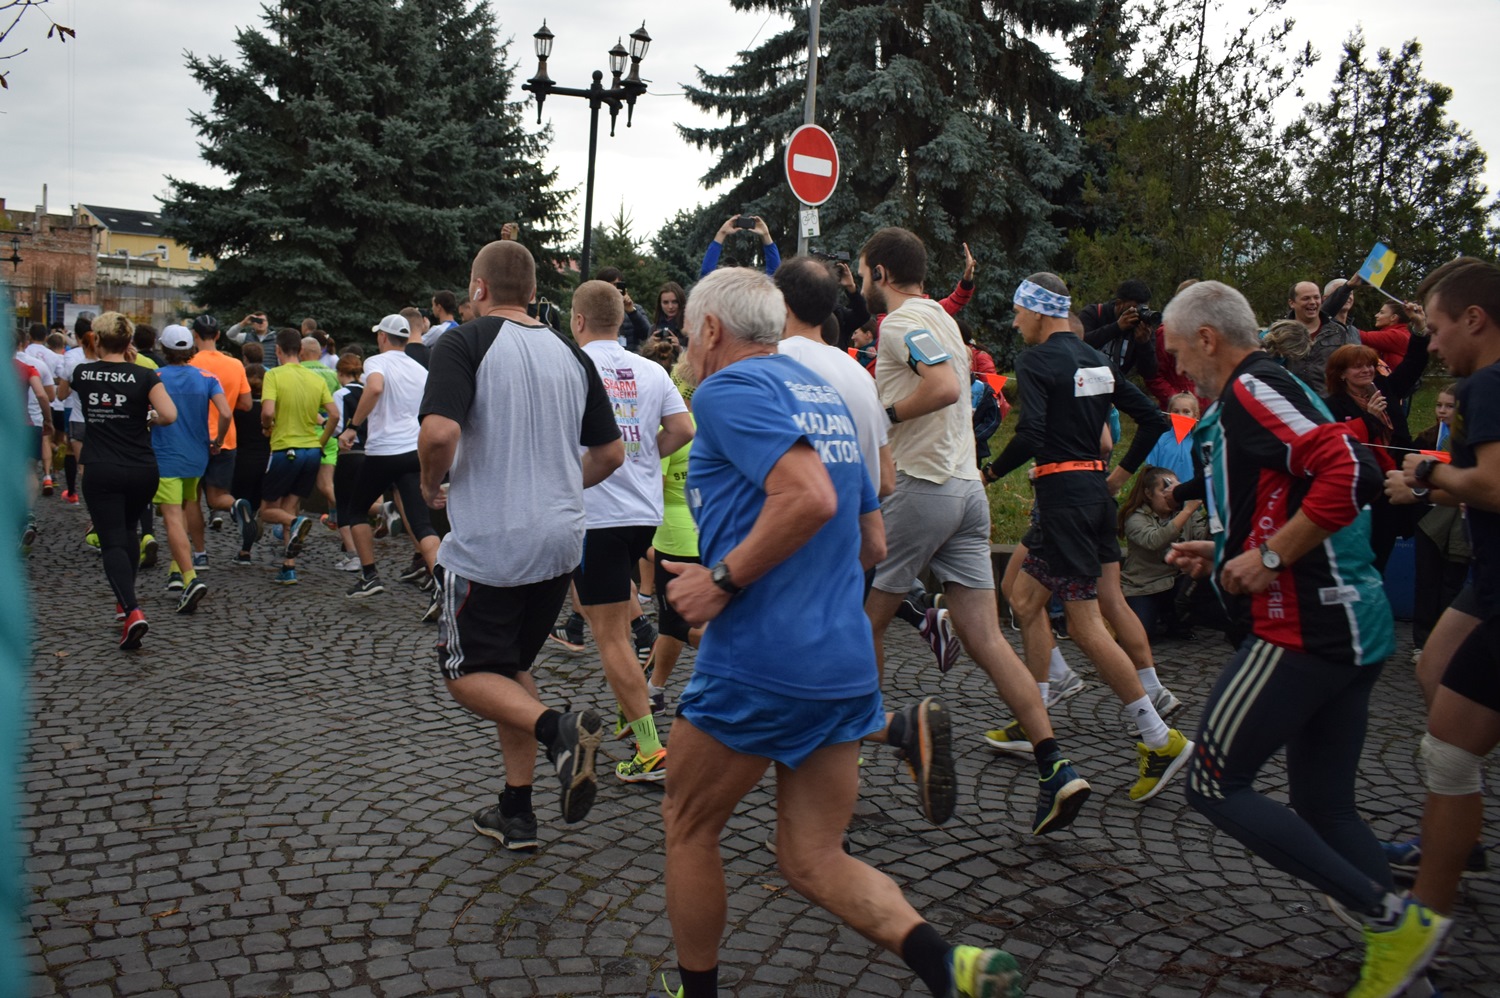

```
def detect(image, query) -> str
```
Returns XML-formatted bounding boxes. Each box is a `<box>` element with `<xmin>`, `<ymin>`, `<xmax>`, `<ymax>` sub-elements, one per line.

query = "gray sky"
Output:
<box><xmin>1</xmin><ymin>0</ymin><xmax>1495</xmax><ymax>248</ymax></box>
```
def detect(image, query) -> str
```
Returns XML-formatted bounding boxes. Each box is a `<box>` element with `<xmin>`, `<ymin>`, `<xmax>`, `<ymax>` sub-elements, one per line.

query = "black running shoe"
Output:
<box><xmin>472</xmin><ymin>805</ymin><xmax>538</xmax><ymax>851</ymax></box>
<box><xmin>632</xmin><ymin>617</ymin><xmax>657</xmax><ymax>664</ymax></box>
<box><xmin>422</xmin><ymin>587</ymin><xmax>442</xmax><ymax>623</ymax></box>
<box><xmin>548</xmin><ymin>615</ymin><xmax>587</xmax><ymax>652</ymax></box>
<box><xmin>346</xmin><ymin>575</ymin><xmax>385</xmax><ymax>599</ymax></box>
<box><xmin>398</xmin><ymin>553</ymin><xmax>428</xmax><ymax>583</ymax></box>
<box><xmin>176</xmin><ymin>578</ymin><xmax>207</xmax><ymax>615</ymax></box>
<box><xmin>546</xmin><ymin>710</ymin><xmax>603</xmax><ymax>824</ymax></box>
<box><xmin>893</xmin><ymin>697</ymin><xmax>956</xmax><ymax>826</ymax></box>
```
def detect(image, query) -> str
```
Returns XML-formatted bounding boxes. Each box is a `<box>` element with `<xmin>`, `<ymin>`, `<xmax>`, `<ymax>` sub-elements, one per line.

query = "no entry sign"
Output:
<box><xmin>784</xmin><ymin>124</ymin><xmax>840</xmax><ymax>207</ymax></box>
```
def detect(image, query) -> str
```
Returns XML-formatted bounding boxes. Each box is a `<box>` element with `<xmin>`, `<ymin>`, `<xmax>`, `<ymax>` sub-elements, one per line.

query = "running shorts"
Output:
<box><xmin>153</xmin><ymin>476</ymin><xmax>201</xmax><ymax>506</ymax></box>
<box><xmin>678</xmin><ymin>671</ymin><xmax>885</xmax><ymax>770</ymax></box>
<box><xmin>261</xmin><ymin>447</ymin><xmax>322</xmax><ymax>502</ymax></box>
<box><xmin>573</xmin><ymin>525</ymin><xmax>656</xmax><ymax>606</ymax></box>
<box><xmin>872</xmin><ymin>474</ymin><xmax>994</xmax><ymax>594</ymax></box>
<box><xmin>436</xmin><ymin>569</ymin><xmax>571</xmax><ymax>681</ymax></box>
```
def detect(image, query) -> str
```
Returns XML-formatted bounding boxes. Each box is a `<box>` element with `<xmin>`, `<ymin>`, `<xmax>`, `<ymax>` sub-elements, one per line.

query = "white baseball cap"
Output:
<box><xmin>372</xmin><ymin>314</ymin><xmax>410</xmax><ymax>338</ymax></box>
<box><xmin>160</xmin><ymin>324</ymin><xmax>194</xmax><ymax>351</ymax></box>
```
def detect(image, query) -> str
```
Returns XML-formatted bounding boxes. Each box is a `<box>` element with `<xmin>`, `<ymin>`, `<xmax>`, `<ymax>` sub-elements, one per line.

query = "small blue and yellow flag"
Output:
<box><xmin>1358</xmin><ymin>242</ymin><xmax>1397</xmax><ymax>288</ymax></box>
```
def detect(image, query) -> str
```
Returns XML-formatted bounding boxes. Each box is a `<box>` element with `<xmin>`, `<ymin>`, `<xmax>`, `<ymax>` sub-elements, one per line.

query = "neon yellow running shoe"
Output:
<box><xmin>1348</xmin><ymin>897</ymin><xmax>1450</xmax><ymax>998</ymax></box>
<box><xmin>616</xmin><ymin>748</ymin><xmax>667</xmax><ymax>784</ymax></box>
<box><xmin>1129</xmin><ymin>728</ymin><xmax>1193</xmax><ymax>802</ymax></box>
<box><xmin>981</xmin><ymin>719</ymin><xmax>1032</xmax><ymax>754</ymax></box>
<box><xmin>947</xmin><ymin>944</ymin><xmax>1023</xmax><ymax>998</ymax></box>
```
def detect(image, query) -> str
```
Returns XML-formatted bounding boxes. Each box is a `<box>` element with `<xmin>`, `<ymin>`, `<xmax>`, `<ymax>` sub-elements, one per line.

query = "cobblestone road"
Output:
<box><xmin>20</xmin><ymin>496</ymin><xmax>1499</xmax><ymax>997</ymax></box>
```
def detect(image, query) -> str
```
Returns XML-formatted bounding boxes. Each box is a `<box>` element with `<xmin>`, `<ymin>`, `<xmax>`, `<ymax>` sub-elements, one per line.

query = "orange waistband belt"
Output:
<box><xmin>1033</xmin><ymin>460</ymin><xmax>1106</xmax><ymax>478</ymax></box>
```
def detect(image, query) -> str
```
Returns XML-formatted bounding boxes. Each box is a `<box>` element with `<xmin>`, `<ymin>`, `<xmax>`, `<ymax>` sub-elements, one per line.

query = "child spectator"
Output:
<box><xmin>1119</xmin><ymin>466</ymin><xmax>1207</xmax><ymax>641</ymax></box>
<box><xmin>1143</xmin><ymin>392</ymin><xmax>1198</xmax><ymax>484</ymax></box>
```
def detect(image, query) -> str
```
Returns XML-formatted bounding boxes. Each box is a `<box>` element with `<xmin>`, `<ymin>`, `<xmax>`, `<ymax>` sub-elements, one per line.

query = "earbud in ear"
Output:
<box><xmin>874</xmin><ymin>266</ymin><xmax>884</xmax><ymax>283</ymax></box>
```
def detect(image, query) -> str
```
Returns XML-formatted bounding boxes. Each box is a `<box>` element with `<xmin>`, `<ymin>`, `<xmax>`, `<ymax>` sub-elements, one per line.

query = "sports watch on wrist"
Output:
<box><xmin>885</xmin><ymin>404</ymin><xmax>900</xmax><ymax>425</ymax></box>
<box><xmin>1258</xmin><ymin>542</ymin><xmax>1284</xmax><ymax>572</ymax></box>
<box><xmin>710</xmin><ymin>559</ymin><xmax>742</xmax><ymax>596</ymax></box>
<box><xmin>1413</xmin><ymin>458</ymin><xmax>1438</xmax><ymax>484</ymax></box>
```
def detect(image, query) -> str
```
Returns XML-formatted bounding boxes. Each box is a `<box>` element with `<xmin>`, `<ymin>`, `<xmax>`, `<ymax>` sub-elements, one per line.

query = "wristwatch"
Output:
<box><xmin>1413</xmin><ymin>458</ymin><xmax>1438</xmax><ymax>484</ymax></box>
<box><xmin>710</xmin><ymin>559</ymin><xmax>743</xmax><ymax>596</ymax></box>
<box><xmin>1258</xmin><ymin>542</ymin><xmax>1284</xmax><ymax>572</ymax></box>
<box><xmin>885</xmin><ymin>404</ymin><xmax>900</xmax><ymax>425</ymax></box>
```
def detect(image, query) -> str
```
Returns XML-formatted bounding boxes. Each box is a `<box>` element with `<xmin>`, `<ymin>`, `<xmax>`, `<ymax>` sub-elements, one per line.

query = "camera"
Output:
<box><xmin>810</xmin><ymin>248</ymin><xmax>851</xmax><ymax>263</ymax></box>
<box><xmin>1136</xmin><ymin>307</ymin><xmax>1163</xmax><ymax>329</ymax></box>
<box><xmin>733</xmin><ymin>212</ymin><xmax>758</xmax><ymax>230</ymax></box>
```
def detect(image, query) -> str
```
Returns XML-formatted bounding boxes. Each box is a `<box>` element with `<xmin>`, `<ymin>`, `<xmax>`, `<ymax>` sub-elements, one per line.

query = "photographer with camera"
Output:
<box><xmin>1080</xmin><ymin>280</ymin><xmax>1159</xmax><ymax>380</ymax></box>
<box><xmin>227</xmin><ymin>312</ymin><xmax>280</xmax><ymax>369</ymax></box>
<box><xmin>593</xmin><ymin>267</ymin><xmax>652</xmax><ymax>353</ymax></box>
<box><xmin>700</xmin><ymin>214</ymin><xmax>782</xmax><ymax>279</ymax></box>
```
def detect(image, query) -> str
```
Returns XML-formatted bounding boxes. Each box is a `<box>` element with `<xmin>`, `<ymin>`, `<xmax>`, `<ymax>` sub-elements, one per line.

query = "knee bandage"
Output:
<box><xmin>1419</xmin><ymin>732</ymin><xmax>1485</xmax><ymax>796</ymax></box>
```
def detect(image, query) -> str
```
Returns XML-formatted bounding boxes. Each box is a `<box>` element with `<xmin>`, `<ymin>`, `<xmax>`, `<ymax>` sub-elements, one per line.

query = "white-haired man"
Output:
<box><xmin>1162</xmin><ymin>279</ymin><xmax>1443</xmax><ymax>998</ymax></box>
<box><xmin>659</xmin><ymin>266</ymin><xmax>1021</xmax><ymax>998</ymax></box>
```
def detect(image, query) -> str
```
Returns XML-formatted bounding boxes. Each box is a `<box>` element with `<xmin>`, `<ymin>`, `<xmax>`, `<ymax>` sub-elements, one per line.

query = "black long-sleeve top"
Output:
<box><xmin>835</xmin><ymin>290</ymin><xmax>872</xmax><ymax>349</ymax></box>
<box><xmin>1080</xmin><ymin>301</ymin><xmax>1159</xmax><ymax>380</ymax></box>
<box><xmin>990</xmin><ymin>331</ymin><xmax>1169</xmax><ymax>506</ymax></box>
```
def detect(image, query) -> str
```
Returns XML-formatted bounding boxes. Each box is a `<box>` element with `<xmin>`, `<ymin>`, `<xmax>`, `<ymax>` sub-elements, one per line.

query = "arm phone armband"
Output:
<box><xmin>904</xmin><ymin>330</ymin><xmax>952</xmax><ymax>372</ymax></box>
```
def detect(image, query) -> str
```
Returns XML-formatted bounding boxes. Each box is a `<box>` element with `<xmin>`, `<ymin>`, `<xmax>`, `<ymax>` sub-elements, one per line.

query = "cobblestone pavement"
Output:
<box><xmin>20</xmin><ymin>495</ymin><xmax>1500</xmax><ymax>997</ymax></box>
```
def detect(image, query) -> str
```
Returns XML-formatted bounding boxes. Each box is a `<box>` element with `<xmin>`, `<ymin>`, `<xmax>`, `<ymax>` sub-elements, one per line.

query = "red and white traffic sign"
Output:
<box><xmin>785</xmin><ymin>124</ymin><xmax>840</xmax><ymax>207</ymax></box>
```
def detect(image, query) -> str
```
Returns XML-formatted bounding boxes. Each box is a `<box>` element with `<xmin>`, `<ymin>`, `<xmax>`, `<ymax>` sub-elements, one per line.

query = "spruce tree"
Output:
<box><xmin>677</xmin><ymin>0</ymin><xmax>1095</xmax><ymax>353</ymax></box>
<box><xmin>161</xmin><ymin>0</ymin><xmax>568</xmax><ymax>337</ymax></box>
<box><xmin>1289</xmin><ymin>32</ymin><xmax>1499</xmax><ymax>313</ymax></box>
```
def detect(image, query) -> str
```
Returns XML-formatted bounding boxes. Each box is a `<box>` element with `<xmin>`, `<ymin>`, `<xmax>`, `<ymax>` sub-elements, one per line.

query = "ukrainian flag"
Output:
<box><xmin>1358</xmin><ymin>242</ymin><xmax>1397</xmax><ymax>288</ymax></box>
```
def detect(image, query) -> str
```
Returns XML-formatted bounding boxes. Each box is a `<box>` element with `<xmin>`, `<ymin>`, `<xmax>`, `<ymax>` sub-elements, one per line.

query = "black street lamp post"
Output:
<box><xmin>522</xmin><ymin>20</ymin><xmax>651</xmax><ymax>281</ymax></box>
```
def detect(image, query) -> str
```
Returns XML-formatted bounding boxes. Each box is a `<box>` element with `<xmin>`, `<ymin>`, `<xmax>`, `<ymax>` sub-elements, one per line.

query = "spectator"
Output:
<box><xmin>956</xmin><ymin>318</ymin><xmax>997</xmax><ymax>375</ymax></box>
<box><xmin>700</xmin><ymin>214</ymin><xmax>781</xmax><ymax>279</ymax></box>
<box><xmin>1117</xmin><ymin>466</ymin><xmax>1207</xmax><ymax>642</ymax></box>
<box><xmin>1408</xmin><ymin>384</ymin><xmax>1467</xmax><ymax>661</ymax></box>
<box><xmin>427</xmin><ymin>290</ymin><xmax>460</xmax><ymax>348</ymax></box>
<box><xmin>593</xmin><ymin>267</ymin><xmax>651</xmax><ymax>352</ymax></box>
<box><xmin>653</xmin><ymin>282</ymin><xmax>687</xmax><ymax>344</ymax></box>
<box><xmin>1261</xmin><ymin>319</ymin><xmax>1312</xmax><ymax>370</ymax></box>
<box><xmin>1145</xmin><ymin>279</ymin><xmax>1210</xmax><ymax>409</ymax></box>
<box><xmin>1283</xmin><ymin>276</ymin><xmax>1361</xmax><ymax>393</ymax></box>
<box><xmin>1079</xmin><ymin>279</ymin><xmax>1158</xmax><ymax>379</ymax></box>
<box><xmin>1362</xmin><ymin>299</ymin><xmax>1423</xmax><ymax>370</ymax></box>
<box><xmin>1143</xmin><ymin>392</ymin><xmax>1198</xmax><ymax>484</ymax></box>
<box><xmin>228</xmin><ymin>312</ymin><xmax>279</xmax><ymax>368</ymax></box>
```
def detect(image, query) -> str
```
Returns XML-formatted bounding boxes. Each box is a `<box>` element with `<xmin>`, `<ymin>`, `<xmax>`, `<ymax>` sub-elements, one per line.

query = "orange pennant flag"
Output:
<box><xmin>1420</xmin><ymin>450</ymin><xmax>1452</xmax><ymax>463</ymax></box>
<box><xmin>1170</xmin><ymin>412</ymin><xmax>1197</xmax><ymax>444</ymax></box>
<box><xmin>980</xmin><ymin>373</ymin><xmax>1007</xmax><ymax>395</ymax></box>
<box><xmin>847</xmin><ymin>347</ymin><xmax>860</xmax><ymax>360</ymax></box>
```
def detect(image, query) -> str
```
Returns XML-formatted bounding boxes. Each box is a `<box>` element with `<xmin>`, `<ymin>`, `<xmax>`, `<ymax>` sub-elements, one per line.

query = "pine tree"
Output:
<box><xmin>1289</xmin><ymin>32</ymin><xmax>1500</xmax><ymax>315</ymax></box>
<box><xmin>677</xmin><ymin>0</ymin><xmax>1096</xmax><ymax>349</ymax></box>
<box><xmin>161</xmin><ymin>0</ymin><xmax>568</xmax><ymax>337</ymax></box>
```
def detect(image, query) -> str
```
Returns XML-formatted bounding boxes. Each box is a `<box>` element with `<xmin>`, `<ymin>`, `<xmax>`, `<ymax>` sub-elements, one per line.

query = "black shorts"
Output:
<box><xmin>437</xmin><ymin>570</ymin><xmax>571</xmax><ymax>681</ymax></box>
<box><xmin>349</xmin><ymin>450</ymin><xmax>436</xmax><ymax>541</ymax></box>
<box><xmin>1440</xmin><ymin>587</ymin><xmax>1500</xmax><ymax>712</ymax></box>
<box><xmin>573</xmin><ymin>525</ymin><xmax>656</xmax><ymax>606</ymax></box>
<box><xmin>1021</xmin><ymin>498</ymin><xmax>1120</xmax><ymax>581</ymax></box>
<box><xmin>51</xmin><ymin>409</ymin><xmax>68</xmax><ymax>435</ymax></box>
<box><xmin>202</xmin><ymin>450</ymin><xmax>236</xmax><ymax>491</ymax></box>
<box><xmin>654</xmin><ymin>552</ymin><xmax>701</xmax><ymax>642</ymax></box>
<box><xmin>333</xmin><ymin>450</ymin><xmax>366</xmax><ymax>526</ymax></box>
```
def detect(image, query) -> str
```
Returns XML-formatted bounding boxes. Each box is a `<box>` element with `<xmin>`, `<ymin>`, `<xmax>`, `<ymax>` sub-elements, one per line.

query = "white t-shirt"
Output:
<box><xmin>778</xmin><ymin>334</ymin><xmax>889</xmax><ymax>495</ymax></box>
<box><xmin>875</xmin><ymin>297</ymin><xmax>978</xmax><ymax>484</ymax></box>
<box><xmin>361</xmin><ymin>349</ymin><xmax>427</xmax><ymax>456</ymax></box>
<box><xmin>424</xmin><ymin>320</ymin><xmax>458</xmax><ymax>350</ymax></box>
<box><xmin>15</xmin><ymin>350</ymin><xmax>51</xmax><ymax>426</ymax></box>
<box><xmin>580</xmin><ymin>339</ymin><xmax>688</xmax><ymax>528</ymax></box>
<box><xmin>59</xmin><ymin>347</ymin><xmax>87</xmax><ymax>422</ymax></box>
<box><xmin>24</xmin><ymin>344</ymin><xmax>63</xmax><ymax>411</ymax></box>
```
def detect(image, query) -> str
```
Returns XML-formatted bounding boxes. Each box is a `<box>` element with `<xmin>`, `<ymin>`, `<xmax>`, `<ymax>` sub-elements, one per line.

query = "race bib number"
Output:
<box><xmin>1073</xmin><ymin>366</ymin><xmax>1114</xmax><ymax>397</ymax></box>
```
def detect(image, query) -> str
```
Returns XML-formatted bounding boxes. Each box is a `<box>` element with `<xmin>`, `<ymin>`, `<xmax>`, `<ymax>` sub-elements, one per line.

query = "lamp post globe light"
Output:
<box><xmin>521</xmin><ymin>20</ymin><xmax>652</xmax><ymax>281</ymax></box>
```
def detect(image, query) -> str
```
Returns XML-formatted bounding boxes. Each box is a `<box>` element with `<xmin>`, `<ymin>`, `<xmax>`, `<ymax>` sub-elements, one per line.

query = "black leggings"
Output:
<box><xmin>333</xmin><ymin>451</ymin><xmax>366</xmax><ymax>527</ymax></box>
<box><xmin>1186</xmin><ymin>637</ymin><xmax>1394</xmax><ymax>914</ymax></box>
<box><xmin>82</xmin><ymin>463</ymin><xmax>159</xmax><ymax>612</ymax></box>
<box><xmin>348</xmin><ymin>451</ymin><xmax>435</xmax><ymax>541</ymax></box>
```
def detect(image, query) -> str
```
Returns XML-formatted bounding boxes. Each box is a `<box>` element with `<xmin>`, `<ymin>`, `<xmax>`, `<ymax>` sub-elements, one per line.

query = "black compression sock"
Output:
<box><xmin>678</xmin><ymin>965</ymin><xmax>718</xmax><ymax>998</ymax></box>
<box><xmin>900</xmin><ymin>922</ymin><xmax>953</xmax><ymax>997</ymax></box>
<box><xmin>533</xmin><ymin>709</ymin><xmax>561</xmax><ymax>749</ymax></box>
<box><xmin>361</xmin><ymin>564</ymin><xmax>378</xmax><ymax>580</ymax></box>
<box><xmin>64</xmin><ymin>455</ymin><xmax>77</xmax><ymax>492</ymax></box>
<box><xmin>1033</xmin><ymin>737</ymin><xmax>1063</xmax><ymax>776</ymax></box>
<box><xmin>499</xmin><ymin>784</ymin><xmax>532</xmax><ymax>818</ymax></box>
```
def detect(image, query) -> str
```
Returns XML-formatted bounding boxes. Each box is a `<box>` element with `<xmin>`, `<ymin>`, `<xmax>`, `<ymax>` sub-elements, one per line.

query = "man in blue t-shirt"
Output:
<box><xmin>153</xmin><ymin>325</ymin><xmax>230</xmax><ymax>614</ymax></box>
<box><xmin>1383</xmin><ymin>257</ymin><xmax>1500</xmax><ymax>975</ymax></box>
<box><xmin>657</xmin><ymin>268</ymin><xmax>1021</xmax><ymax>998</ymax></box>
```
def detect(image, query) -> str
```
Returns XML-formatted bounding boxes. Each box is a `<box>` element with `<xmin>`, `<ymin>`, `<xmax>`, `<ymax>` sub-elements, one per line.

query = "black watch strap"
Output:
<box><xmin>885</xmin><ymin>404</ymin><xmax>900</xmax><ymax>425</ymax></box>
<box><xmin>710</xmin><ymin>559</ymin><xmax>742</xmax><ymax>596</ymax></box>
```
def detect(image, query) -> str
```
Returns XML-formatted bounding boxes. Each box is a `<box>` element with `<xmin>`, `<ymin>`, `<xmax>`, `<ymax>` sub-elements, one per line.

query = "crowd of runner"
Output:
<box><xmin>13</xmin><ymin>217</ymin><xmax>1499</xmax><ymax>998</ymax></box>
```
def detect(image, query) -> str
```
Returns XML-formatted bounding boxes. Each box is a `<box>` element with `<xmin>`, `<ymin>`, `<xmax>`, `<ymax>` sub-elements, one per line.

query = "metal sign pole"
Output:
<box><xmin>796</xmin><ymin>0</ymin><xmax>820</xmax><ymax>257</ymax></box>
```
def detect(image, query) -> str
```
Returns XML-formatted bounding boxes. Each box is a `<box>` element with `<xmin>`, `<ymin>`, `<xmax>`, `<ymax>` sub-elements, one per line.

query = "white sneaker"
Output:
<box><xmin>1044</xmin><ymin>667</ymin><xmax>1087</xmax><ymax>708</ymax></box>
<box><xmin>336</xmin><ymin>554</ymin><xmax>362</xmax><ymax>572</ymax></box>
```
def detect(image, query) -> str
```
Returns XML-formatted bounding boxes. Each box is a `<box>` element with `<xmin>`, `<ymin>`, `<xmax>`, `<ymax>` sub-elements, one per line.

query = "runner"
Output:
<box><xmin>1160</xmin><ymin>279</ymin><xmax>1440</xmax><ymax>998</ymax></box>
<box><xmin>233</xmin><ymin>329</ymin><xmax>339</xmax><ymax>584</ymax></box>
<box><xmin>660</xmin><ymin>267</ymin><xmax>1020</xmax><ymax>998</ymax></box>
<box><xmin>981</xmin><ymin>272</ymin><xmax>1189</xmax><ymax>804</ymax></box>
<box><xmin>151</xmin><ymin>324</ymin><xmax>231</xmax><ymax>612</ymax></box>
<box><xmin>568</xmin><ymin>280</ymin><xmax>693</xmax><ymax>783</ymax></box>
<box><xmin>186</xmin><ymin>315</ymin><xmax>251</xmax><ymax>566</ymax></box>
<box><xmin>71</xmin><ymin>313</ymin><xmax>178</xmax><ymax>649</ymax></box>
<box><xmin>418</xmin><ymin>239</ymin><xmax>623</xmax><ymax>851</ymax></box>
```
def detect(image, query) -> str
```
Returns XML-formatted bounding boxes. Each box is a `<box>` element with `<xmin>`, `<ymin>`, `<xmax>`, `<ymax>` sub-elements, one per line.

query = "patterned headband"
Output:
<box><xmin>1013</xmin><ymin>279</ymin><xmax>1071</xmax><ymax>319</ymax></box>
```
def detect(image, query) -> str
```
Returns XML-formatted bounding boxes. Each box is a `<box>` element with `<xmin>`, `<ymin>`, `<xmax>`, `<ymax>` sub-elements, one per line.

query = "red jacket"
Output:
<box><xmin>1360</xmin><ymin>324</ymin><xmax>1411</xmax><ymax>371</ymax></box>
<box><xmin>1144</xmin><ymin>325</ymin><xmax>1209</xmax><ymax>411</ymax></box>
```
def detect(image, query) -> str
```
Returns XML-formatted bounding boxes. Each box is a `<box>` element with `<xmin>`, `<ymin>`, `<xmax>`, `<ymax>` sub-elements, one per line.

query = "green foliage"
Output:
<box><xmin>678</xmin><ymin>0</ymin><xmax>1097</xmax><ymax>357</ymax></box>
<box><xmin>586</xmin><ymin>204</ymin><xmax>674</xmax><ymax>309</ymax></box>
<box><xmin>1289</xmin><ymin>33</ymin><xmax>1500</xmax><ymax>327</ymax></box>
<box><xmin>160</xmin><ymin>0</ymin><xmax>569</xmax><ymax>338</ymax></box>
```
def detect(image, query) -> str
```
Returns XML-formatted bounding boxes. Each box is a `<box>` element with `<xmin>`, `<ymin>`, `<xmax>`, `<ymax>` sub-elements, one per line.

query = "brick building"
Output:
<box><xmin>0</xmin><ymin>194</ymin><xmax>98</xmax><ymax>328</ymax></box>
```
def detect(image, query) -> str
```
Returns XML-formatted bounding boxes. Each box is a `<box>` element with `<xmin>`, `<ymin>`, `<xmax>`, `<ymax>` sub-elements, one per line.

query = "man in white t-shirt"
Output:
<box><xmin>341</xmin><ymin>314</ymin><xmax>439</xmax><ymax>618</ymax></box>
<box><xmin>571</xmin><ymin>280</ymin><xmax>694</xmax><ymax>784</ymax></box>
<box><xmin>23</xmin><ymin>323</ymin><xmax>61</xmax><ymax>493</ymax></box>
<box><xmin>17</xmin><ymin>326</ymin><xmax>56</xmax><ymax>488</ymax></box>
<box><xmin>862</xmin><ymin>226</ymin><xmax>1092</xmax><ymax>837</ymax></box>
<box><xmin>55</xmin><ymin>321</ymin><xmax>92</xmax><ymax>504</ymax></box>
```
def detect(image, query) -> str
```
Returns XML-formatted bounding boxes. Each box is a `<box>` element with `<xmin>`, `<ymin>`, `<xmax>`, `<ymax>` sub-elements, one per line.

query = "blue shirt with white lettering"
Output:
<box><xmin>687</xmin><ymin>354</ymin><xmax>879</xmax><ymax>699</ymax></box>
